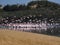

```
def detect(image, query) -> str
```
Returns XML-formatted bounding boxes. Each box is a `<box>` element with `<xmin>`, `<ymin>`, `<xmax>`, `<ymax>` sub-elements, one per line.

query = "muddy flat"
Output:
<box><xmin>0</xmin><ymin>29</ymin><xmax>60</xmax><ymax>45</ymax></box>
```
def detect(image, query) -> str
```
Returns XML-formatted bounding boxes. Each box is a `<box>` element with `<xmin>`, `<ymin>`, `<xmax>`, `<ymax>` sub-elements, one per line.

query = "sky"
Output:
<box><xmin>0</xmin><ymin>0</ymin><xmax>60</xmax><ymax>6</ymax></box>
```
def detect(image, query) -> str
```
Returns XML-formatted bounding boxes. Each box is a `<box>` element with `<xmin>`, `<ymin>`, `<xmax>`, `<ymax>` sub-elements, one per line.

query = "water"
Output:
<box><xmin>0</xmin><ymin>23</ymin><xmax>60</xmax><ymax>35</ymax></box>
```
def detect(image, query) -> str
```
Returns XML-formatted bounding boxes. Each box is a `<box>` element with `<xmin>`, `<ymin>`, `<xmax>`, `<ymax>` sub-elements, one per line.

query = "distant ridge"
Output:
<box><xmin>0</xmin><ymin>1</ymin><xmax>60</xmax><ymax>20</ymax></box>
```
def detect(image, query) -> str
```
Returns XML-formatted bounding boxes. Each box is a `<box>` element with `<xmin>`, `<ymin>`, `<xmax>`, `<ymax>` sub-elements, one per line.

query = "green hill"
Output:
<box><xmin>0</xmin><ymin>1</ymin><xmax>60</xmax><ymax>24</ymax></box>
<box><xmin>0</xmin><ymin>1</ymin><xmax>60</xmax><ymax>18</ymax></box>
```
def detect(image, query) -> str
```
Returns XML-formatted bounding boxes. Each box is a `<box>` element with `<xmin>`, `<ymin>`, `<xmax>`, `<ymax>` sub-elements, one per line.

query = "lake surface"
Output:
<box><xmin>0</xmin><ymin>23</ymin><xmax>60</xmax><ymax>33</ymax></box>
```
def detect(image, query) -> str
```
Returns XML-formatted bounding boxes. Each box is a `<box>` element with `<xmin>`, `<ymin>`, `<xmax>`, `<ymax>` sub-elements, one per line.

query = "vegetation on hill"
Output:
<box><xmin>0</xmin><ymin>1</ymin><xmax>60</xmax><ymax>24</ymax></box>
<box><xmin>0</xmin><ymin>1</ymin><xmax>60</xmax><ymax>23</ymax></box>
<box><xmin>0</xmin><ymin>30</ymin><xmax>60</xmax><ymax>45</ymax></box>
<box><xmin>0</xmin><ymin>1</ymin><xmax>60</xmax><ymax>17</ymax></box>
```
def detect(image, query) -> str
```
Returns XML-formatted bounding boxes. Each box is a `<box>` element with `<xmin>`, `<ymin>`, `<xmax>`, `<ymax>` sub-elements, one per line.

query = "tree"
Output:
<box><xmin>32</xmin><ymin>0</ymin><xmax>48</xmax><ymax>1</ymax></box>
<box><xmin>11</xmin><ymin>5</ymin><xmax>18</xmax><ymax>11</ymax></box>
<box><xmin>3</xmin><ymin>4</ymin><xmax>11</xmax><ymax>11</ymax></box>
<box><xmin>0</xmin><ymin>5</ymin><xmax>2</xmax><ymax>7</ymax></box>
<box><xmin>18</xmin><ymin>4</ymin><xmax>27</xmax><ymax>10</ymax></box>
<box><xmin>0</xmin><ymin>5</ymin><xmax>2</xmax><ymax>9</ymax></box>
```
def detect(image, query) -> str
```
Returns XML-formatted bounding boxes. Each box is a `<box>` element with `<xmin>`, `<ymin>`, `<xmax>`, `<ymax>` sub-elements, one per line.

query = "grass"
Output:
<box><xmin>0</xmin><ymin>29</ymin><xmax>60</xmax><ymax>45</ymax></box>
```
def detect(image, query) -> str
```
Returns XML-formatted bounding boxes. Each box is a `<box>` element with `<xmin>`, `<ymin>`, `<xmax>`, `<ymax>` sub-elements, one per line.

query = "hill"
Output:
<box><xmin>0</xmin><ymin>1</ymin><xmax>60</xmax><ymax>17</ymax></box>
<box><xmin>0</xmin><ymin>1</ymin><xmax>60</xmax><ymax>24</ymax></box>
<box><xmin>0</xmin><ymin>29</ymin><xmax>60</xmax><ymax>45</ymax></box>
